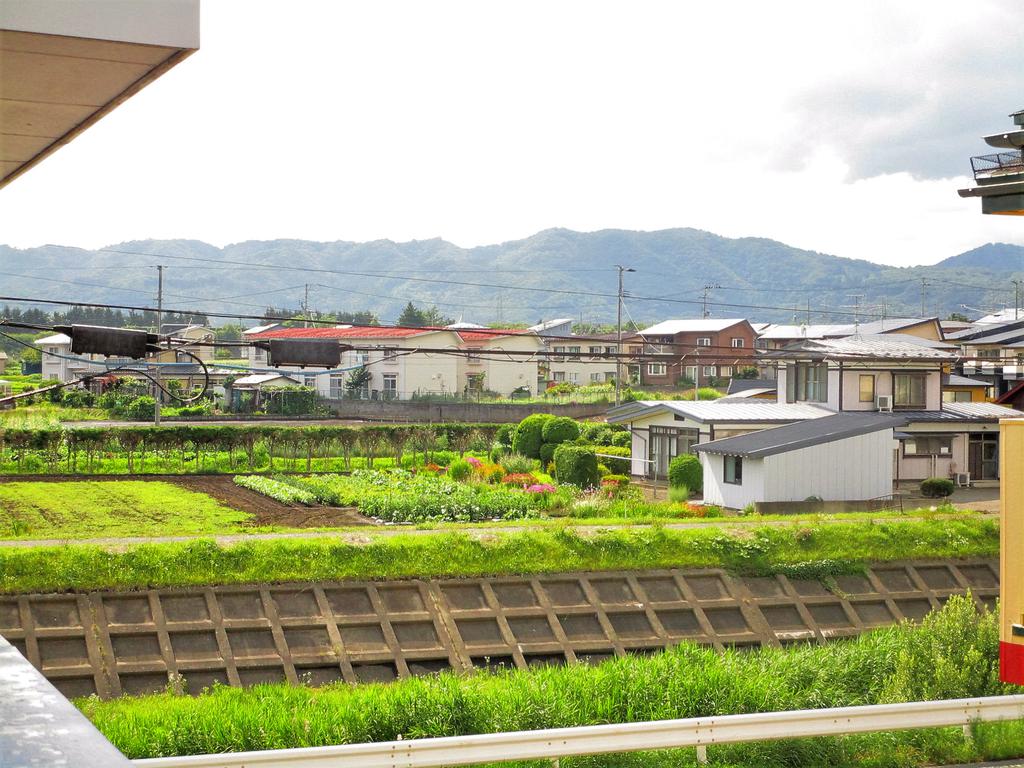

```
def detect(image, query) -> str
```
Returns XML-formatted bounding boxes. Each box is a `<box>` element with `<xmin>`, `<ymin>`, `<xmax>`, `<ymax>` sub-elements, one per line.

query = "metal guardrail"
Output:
<box><xmin>972</xmin><ymin>149</ymin><xmax>1024</xmax><ymax>178</ymax></box>
<box><xmin>133</xmin><ymin>695</ymin><xmax>1024</xmax><ymax>768</ymax></box>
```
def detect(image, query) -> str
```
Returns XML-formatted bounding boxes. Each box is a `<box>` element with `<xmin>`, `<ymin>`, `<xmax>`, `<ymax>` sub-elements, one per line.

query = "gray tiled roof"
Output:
<box><xmin>694</xmin><ymin>412</ymin><xmax>903</xmax><ymax>458</ymax></box>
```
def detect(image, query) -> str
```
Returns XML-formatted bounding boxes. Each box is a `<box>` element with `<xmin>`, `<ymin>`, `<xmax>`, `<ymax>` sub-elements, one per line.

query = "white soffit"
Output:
<box><xmin>0</xmin><ymin>0</ymin><xmax>199</xmax><ymax>188</ymax></box>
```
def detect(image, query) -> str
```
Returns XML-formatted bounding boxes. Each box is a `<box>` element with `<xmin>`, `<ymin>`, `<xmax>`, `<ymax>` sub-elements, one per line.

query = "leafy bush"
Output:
<box><xmin>489</xmin><ymin>443</ymin><xmax>506</xmax><ymax>463</ymax></box>
<box><xmin>60</xmin><ymin>388</ymin><xmax>96</xmax><ymax>408</ymax></box>
<box><xmin>610</xmin><ymin>431</ymin><xmax>631</xmax><ymax>448</ymax></box>
<box><xmin>553</xmin><ymin>444</ymin><xmax>600</xmax><ymax>489</ymax></box>
<box><xmin>669</xmin><ymin>485</ymin><xmax>690</xmax><ymax>503</ymax></box>
<box><xmin>501</xmin><ymin>473</ymin><xmax>535</xmax><ymax>487</ymax></box>
<box><xmin>594</xmin><ymin>444</ymin><xmax>630</xmax><ymax>475</ymax></box>
<box><xmin>668</xmin><ymin>454</ymin><xmax>702</xmax><ymax>492</ymax></box>
<box><xmin>511</xmin><ymin>414</ymin><xmax>553</xmax><ymax>459</ymax></box>
<box><xmin>431</xmin><ymin>451</ymin><xmax>457</xmax><ymax>467</ymax></box>
<box><xmin>580</xmin><ymin>422</ymin><xmax>613</xmax><ymax>444</ymax></box>
<box><xmin>448</xmin><ymin>459</ymin><xmax>472</xmax><ymax>481</ymax></box>
<box><xmin>499</xmin><ymin>454</ymin><xmax>534</xmax><ymax>474</ymax></box>
<box><xmin>541</xmin><ymin>416</ymin><xmax>580</xmax><ymax>444</ymax></box>
<box><xmin>539</xmin><ymin>442</ymin><xmax>557</xmax><ymax>465</ymax></box>
<box><xmin>495</xmin><ymin>424</ymin><xmax>514</xmax><ymax>447</ymax></box>
<box><xmin>921</xmin><ymin>477</ymin><xmax>955</xmax><ymax>498</ymax></box>
<box><xmin>121</xmin><ymin>395</ymin><xmax>156</xmax><ymax>421</ymax></box>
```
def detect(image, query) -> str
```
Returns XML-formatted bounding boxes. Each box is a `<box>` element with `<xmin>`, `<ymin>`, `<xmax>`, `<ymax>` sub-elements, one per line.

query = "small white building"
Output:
<box><xmin>606</xmin><ymin>399</ymin><xmax>833</xmax><ymax>479</ymax></box>
<box><xmin>695</xmin><ymin>412</ymin><xmax>900</xmax><ymax>509</ymax></box>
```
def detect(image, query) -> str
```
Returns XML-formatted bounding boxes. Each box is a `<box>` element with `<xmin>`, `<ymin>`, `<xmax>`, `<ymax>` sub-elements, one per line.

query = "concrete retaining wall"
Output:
<box><xmin>0</xmin><ymin>559</ymin><xmax>997</xmax><ymax>699</ymax></box>
<box><xmin>322</xmin><ymin>399</ymin><xmax>608</xmax><ymax>423</ymax></box>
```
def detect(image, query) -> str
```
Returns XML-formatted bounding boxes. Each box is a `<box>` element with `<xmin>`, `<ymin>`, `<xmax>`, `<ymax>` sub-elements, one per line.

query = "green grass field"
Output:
<box><xmin>0</xmin><ymin>480</ymin><xmax>252</xmax><ymax>539</ymax></box>
<box><xmin>0</xmin><ymin>518</ymin><xmax>998</xmax><ymax>593</ymax></box>
<box><xmin>78</xmin><ymin>596</ymin><xmax>1024</xmax><ymax>767</ymax></box>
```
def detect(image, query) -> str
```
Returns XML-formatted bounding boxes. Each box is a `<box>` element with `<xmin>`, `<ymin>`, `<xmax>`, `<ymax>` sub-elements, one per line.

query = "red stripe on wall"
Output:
<box><xmin>1000</xmin><ymin>641</ymin><xmax>1024</xmax><ymax>685</ymax></box>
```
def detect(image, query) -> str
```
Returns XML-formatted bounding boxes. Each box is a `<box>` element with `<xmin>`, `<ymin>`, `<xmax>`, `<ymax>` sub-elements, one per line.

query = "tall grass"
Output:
<box><xmin>0</xmin><ymin>518</ymin><xmax>998</xmax><ymax>593</ymax></box>
<box><xmin>78</xmin><ymin>596</ymin><xmax>1021</xmax><ymax>767</ymax></box>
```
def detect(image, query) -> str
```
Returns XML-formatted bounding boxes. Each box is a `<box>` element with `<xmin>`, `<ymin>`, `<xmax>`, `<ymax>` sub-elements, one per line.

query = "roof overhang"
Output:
<box><xmin>0</xmin><ymin>0</ymin><xmax>199</xmax><ymax>189</ymax></box>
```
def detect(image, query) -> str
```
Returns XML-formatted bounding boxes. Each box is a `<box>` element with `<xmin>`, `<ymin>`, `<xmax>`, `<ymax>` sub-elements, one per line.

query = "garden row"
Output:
<box><xmin>80</xmin><ymin>595</ymin><xmax>1017</xmax><ymax>767</ymax></box>
<box><xmin>0</xmin><ymin>423</ymin><xmax>501</xmax><ymax>474</ymax></box>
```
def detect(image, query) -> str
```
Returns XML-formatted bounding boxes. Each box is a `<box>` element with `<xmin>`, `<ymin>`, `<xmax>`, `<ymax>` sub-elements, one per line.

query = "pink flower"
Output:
<box><xmin>467</xmin><ymin>456</ymin><xmax>482</xmax><ymax>467</ymax></box>
<box><xmin>526</xmin><ymin>483</ymin><xmax>556</xmax><ymax>494</ymax></box>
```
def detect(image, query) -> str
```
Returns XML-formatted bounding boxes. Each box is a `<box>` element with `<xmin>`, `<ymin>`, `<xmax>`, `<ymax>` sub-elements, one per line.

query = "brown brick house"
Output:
<box><xmin>624</xmin><ymin>319</ymin><xmax>757</xmax><ymax>387</ymax></box>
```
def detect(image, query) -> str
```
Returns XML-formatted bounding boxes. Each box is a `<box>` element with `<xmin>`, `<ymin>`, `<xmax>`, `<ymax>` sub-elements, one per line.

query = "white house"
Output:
<box><xmin>695</xmin><ymin>412</ymin><xmax>900</xmax><ymax>509</ymax></box>
<box><xmin>244</xmin><ymin>324</ymin><xmax>543</xmax><ymax>400</ymax></box>
<box><xmin>606</xmin><ymin>399</ymin><xmax>832</xmax><ymax>479</ymax></box>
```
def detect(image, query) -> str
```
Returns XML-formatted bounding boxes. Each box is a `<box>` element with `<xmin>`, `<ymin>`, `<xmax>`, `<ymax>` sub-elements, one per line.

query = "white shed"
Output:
<box><xmin>695</xmin><ymin>412</ymin><xmax>900</xmax><ymax>509</ymax></box>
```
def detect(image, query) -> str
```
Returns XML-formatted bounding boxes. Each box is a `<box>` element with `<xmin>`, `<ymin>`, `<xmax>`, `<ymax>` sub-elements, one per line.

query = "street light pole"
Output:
<box><xmin>614</xmin><ymin>265</ymin><xmax>635</xmax><ymax>406</ymax></box>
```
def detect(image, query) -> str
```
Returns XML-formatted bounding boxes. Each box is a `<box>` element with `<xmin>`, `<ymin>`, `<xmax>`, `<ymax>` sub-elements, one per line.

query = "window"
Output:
<box><xmin>859</xmin><ymin>374</ymin><xmax>875</xmax><ymax>403</ymax></box>
<box><xmin>605</xmin><ymin>346</ymin><xmax>616</xmax><ymax>355</ymax></box>
<box><xmin>976</xmin><ymin>348</ymin><xmax>1001</xmax><ymax>359</ymax></box>
<box><xmin>304</xmin><ymin>375</ymin><xmax>317</xmax><ymax>389</ymax></box>
<box><xmin>788</xmin><ymin>363</ymin><xmax>828</xmax><ymax>403</ymax></box>
<box><xmin>382</xmin><ymin>373</ymin><xmax>398</xmax><ymax>397</ymax></box>
<box><xmin>942</xmin><ymin>390</ymin><xmax>972</xmax><ymax>403</ymax></box>
<box><xmin>697</xmin><ymin>337</ymin><xmax>712</xmax><ymax>347</ymax></box>
<box><xmin>731</xmin><ymin>338</ymin><xmax>745</xmax><ymax>348</ymax></box>
<box><xmin>383</xmin><ymin>346</ymin><xmax>398</xmax><ymax>361</ymax></box>
<box><xmin>329</xmin><ymin>374</ymin><xmax>345</xmax><ymax>399</ymax></box>
<box><xmin>553</xmin><ymin>371</ymin><xmax>566</xmax><ymax>382</ymax></box>
<box><xmin>684</xmin><ymin>365</ymin><xmax>698</xmax><ymax>382</ymax></box>
<box><xmin>589</xmin><ymin>346</ymin><xmax>601</xmax><ymax>355</ymax></box>
<box><xmin>903</xmin><ymin>436</ymin><xmax>953</xmax><ymax>456</ymax></box>
<box><xmin>754</xmin><ymin>338</ymin><xmax>769</xmax><ymax>349</ymax></box>
<box><xmin>590</xmin><ymin>372</ymin><xmax>604</xmax><ymax>383</ymax></box>
<box><xmin>253</xmin><ymin>347</ymin><xmax>266</xmax><ymax>361</ymax></box>
<box><xmin>719</xmin><ymin>365</ymin><xmax>733</xmax><ymax>377</ymax></box>
<box><xmin>893</xmin><ymin>374</ymin><xmax>927</xmax><ymax>409</ymax></box>
<box><xmin>568</xmin><ymin>346</ymin><xmax>581</xmax><ymax>360</ymax></box>
<box><xmin>724</xmin><ymin>455</ymin><xmax>743</xmax><ymax>484</ymax></box>
<box><xmin>647</xmin><ymin>362</ymin><xmax>667</xmax><ymax>376</ymax></box>
<box><xmin>568</xmin><ymin>372</ymin><xmax>579</xmax><ymax>383</ymax></box>
<box><xmin>703</xmin><ymin>365</ymin><xmax>716</xmax><ymax>376</ymax></box>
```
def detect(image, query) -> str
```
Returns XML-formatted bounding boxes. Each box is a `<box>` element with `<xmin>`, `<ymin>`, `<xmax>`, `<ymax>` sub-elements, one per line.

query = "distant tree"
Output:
<box><xmin>345</xmin><ymin>366</ymin><xmax>371</xmax><ymax>396</ymax></box>
<box><xmin>398</xmin><ymin>302</ymin><xmax>452</xmax><ymax>328</ymax></box>
<box><xmin>948</xmin><ymin>312</ymin><xmax>971</xmax><ymax>322</ymax></box>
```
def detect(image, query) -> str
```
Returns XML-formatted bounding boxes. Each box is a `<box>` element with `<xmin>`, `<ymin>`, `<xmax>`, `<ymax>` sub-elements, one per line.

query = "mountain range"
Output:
<box><xmin>2</xmin><ymin>229</ymin><xmax>1023</xmax><ymax>327</ymax></box>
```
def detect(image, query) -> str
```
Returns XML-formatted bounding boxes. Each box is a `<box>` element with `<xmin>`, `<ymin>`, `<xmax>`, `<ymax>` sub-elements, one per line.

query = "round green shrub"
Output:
<box><xmin>539</xmin><ymin>442</ymin><xmax>558</xmax><ymax>465</ymax></box>
<box><xmin>920</xmin><ymin>477</ymin><xmax>955</xmax><ymax>498</ymax></box>
<box><xmin>448</xmin><ymin>459</ymin><xmax>472</xmax><ymax>482</ymax></box>
<box><xmin>610</xmin><ymin>431</ymin><xmax>631</xmax><ymax>448</ymax></box>
<box><xmin>495</xmin><ymin>424</ymin><xmax>515</xmax><ymax>448</ymax></box>
<box><xmin>668</xmin><ymin>454</ymin><xmax>702</xmax><ymax>492</ymax></box>
<box><xmin>541</xmin><ymin>416</ymin><xmax>581</xmax><ymax>445</ymax></box>
<box><xmin>580</xmin><ymin>422</ymin><xmax>608</xmax><ymax>442</ymax></box>
<box><xmin>500</xmin><ymin>453</ymin><xmax>535</xmax><ymax>474</ymax></box>
<box><xmin>553</xmin><ymin>444</ymin><xmax>600</xmax><ymax>489</ymax></box>
<box><xmin>511</xmin><ymin>414</ymin><xmax>553</xmax><ymax>459</ymax></box>
<box><xmin>595</xmin><ymin>445</ymin><xmax>630</xmax><ymax>475</ymax></box>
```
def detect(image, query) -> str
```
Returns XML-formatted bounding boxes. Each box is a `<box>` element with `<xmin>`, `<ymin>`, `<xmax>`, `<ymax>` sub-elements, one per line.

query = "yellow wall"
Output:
<box><xmin>1001</xmin><ymin>418</ymin><xmax>1024</xmax><ymax>682</ymax></box>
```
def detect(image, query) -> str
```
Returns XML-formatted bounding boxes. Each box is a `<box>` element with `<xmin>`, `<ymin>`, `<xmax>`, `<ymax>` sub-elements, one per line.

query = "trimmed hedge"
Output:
<box><xmin>541</xmin><ymin>416</ymin><xmax>581</xmax><ymax>444</ymax></box>
<box><xmin>921</xmin><ymin>477</ymin><xmax>955</xmax><ymax>498</ymax></box>
<box><xmin>594</xmin><ymin>444</ymin><xmax>630</xmax><ymax>475</ymax></box>
<box><xmin>668</xmin><ymin>454</ymin><xmax>702</xmax><ymax>493</ymax></box>
<box><xmin>511</xmin><ymin>414</ymin><xmax>553</xmax><ymax>459</ymax></box>
<box><xmin>553</xmin><ymin>444</ymin><xmax>600</xmax><ymax>489</ymax></box>
<box><xmin>539</xmin><ymin>442</ymin><xmax>558</xmax><ymax>465</ymax></box>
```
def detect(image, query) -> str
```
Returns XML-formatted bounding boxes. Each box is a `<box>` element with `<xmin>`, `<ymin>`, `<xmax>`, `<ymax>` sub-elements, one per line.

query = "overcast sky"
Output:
<box><xmin>2</xmin><ymin>0</ymin><xmax>1023</xmax><ymax>266</ymax></box>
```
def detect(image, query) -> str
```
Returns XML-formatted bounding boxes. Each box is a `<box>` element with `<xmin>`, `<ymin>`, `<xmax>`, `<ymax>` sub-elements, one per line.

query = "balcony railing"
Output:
<box><xmin>971</xmin><ymin>149</ymin><xmax>1024</xmax><ymax>179</ymax></box>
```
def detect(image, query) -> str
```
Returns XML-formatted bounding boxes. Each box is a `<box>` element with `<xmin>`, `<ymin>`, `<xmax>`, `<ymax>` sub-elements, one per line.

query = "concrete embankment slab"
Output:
<box><xmin>0</xmin><ymin>559</ymin><xmax>998</xmax><ymax>699</ymax></box>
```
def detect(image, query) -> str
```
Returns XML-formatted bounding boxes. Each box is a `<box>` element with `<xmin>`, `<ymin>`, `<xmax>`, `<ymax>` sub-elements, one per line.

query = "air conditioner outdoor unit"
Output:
<box><xmin>876</xmin><ymin>395</ymin><xmax>893</xmax><ymax>412</ymax></box>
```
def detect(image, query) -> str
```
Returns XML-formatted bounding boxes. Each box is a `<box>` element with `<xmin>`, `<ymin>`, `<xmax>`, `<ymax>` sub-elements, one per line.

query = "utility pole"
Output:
<box><xmin>806</xmin><ymin>298</ymin><xmax>811</xmax><ymax>325</ymax></box>
<box><xmin>701</xmin><ymin>284</ymin><xmax>722</xmax><ymax>319</ymax></box>
<box><xmin>153</xmin><ymin>265</ymin><xmax>164</xmax><ymax>426</ymax></box>
<box><xmin>303</xmin><ymin>284</ymin><xmax>310</xmax><ymax>328</ymax></box>
<box><xmin>614</xmin><ymin>265</ymin><xmax>635</xmax><ymax>406</ymax></box>
<box><xmin>1013</xmin><ymin>279</ymin><xmax>1023</xmax><ymax>320</ymax></box>
<box><xmin>920</xmin><ymin>278</ymin><xmax>928</xmax><ymax>317</ymax></box>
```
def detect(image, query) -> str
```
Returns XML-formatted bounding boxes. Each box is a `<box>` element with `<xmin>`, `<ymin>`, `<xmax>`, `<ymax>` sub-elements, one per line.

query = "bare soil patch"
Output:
<box><xmin>161</xmin><ymin>476</ymin><xmax>375</xmax><ymax>529</ymax></box>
